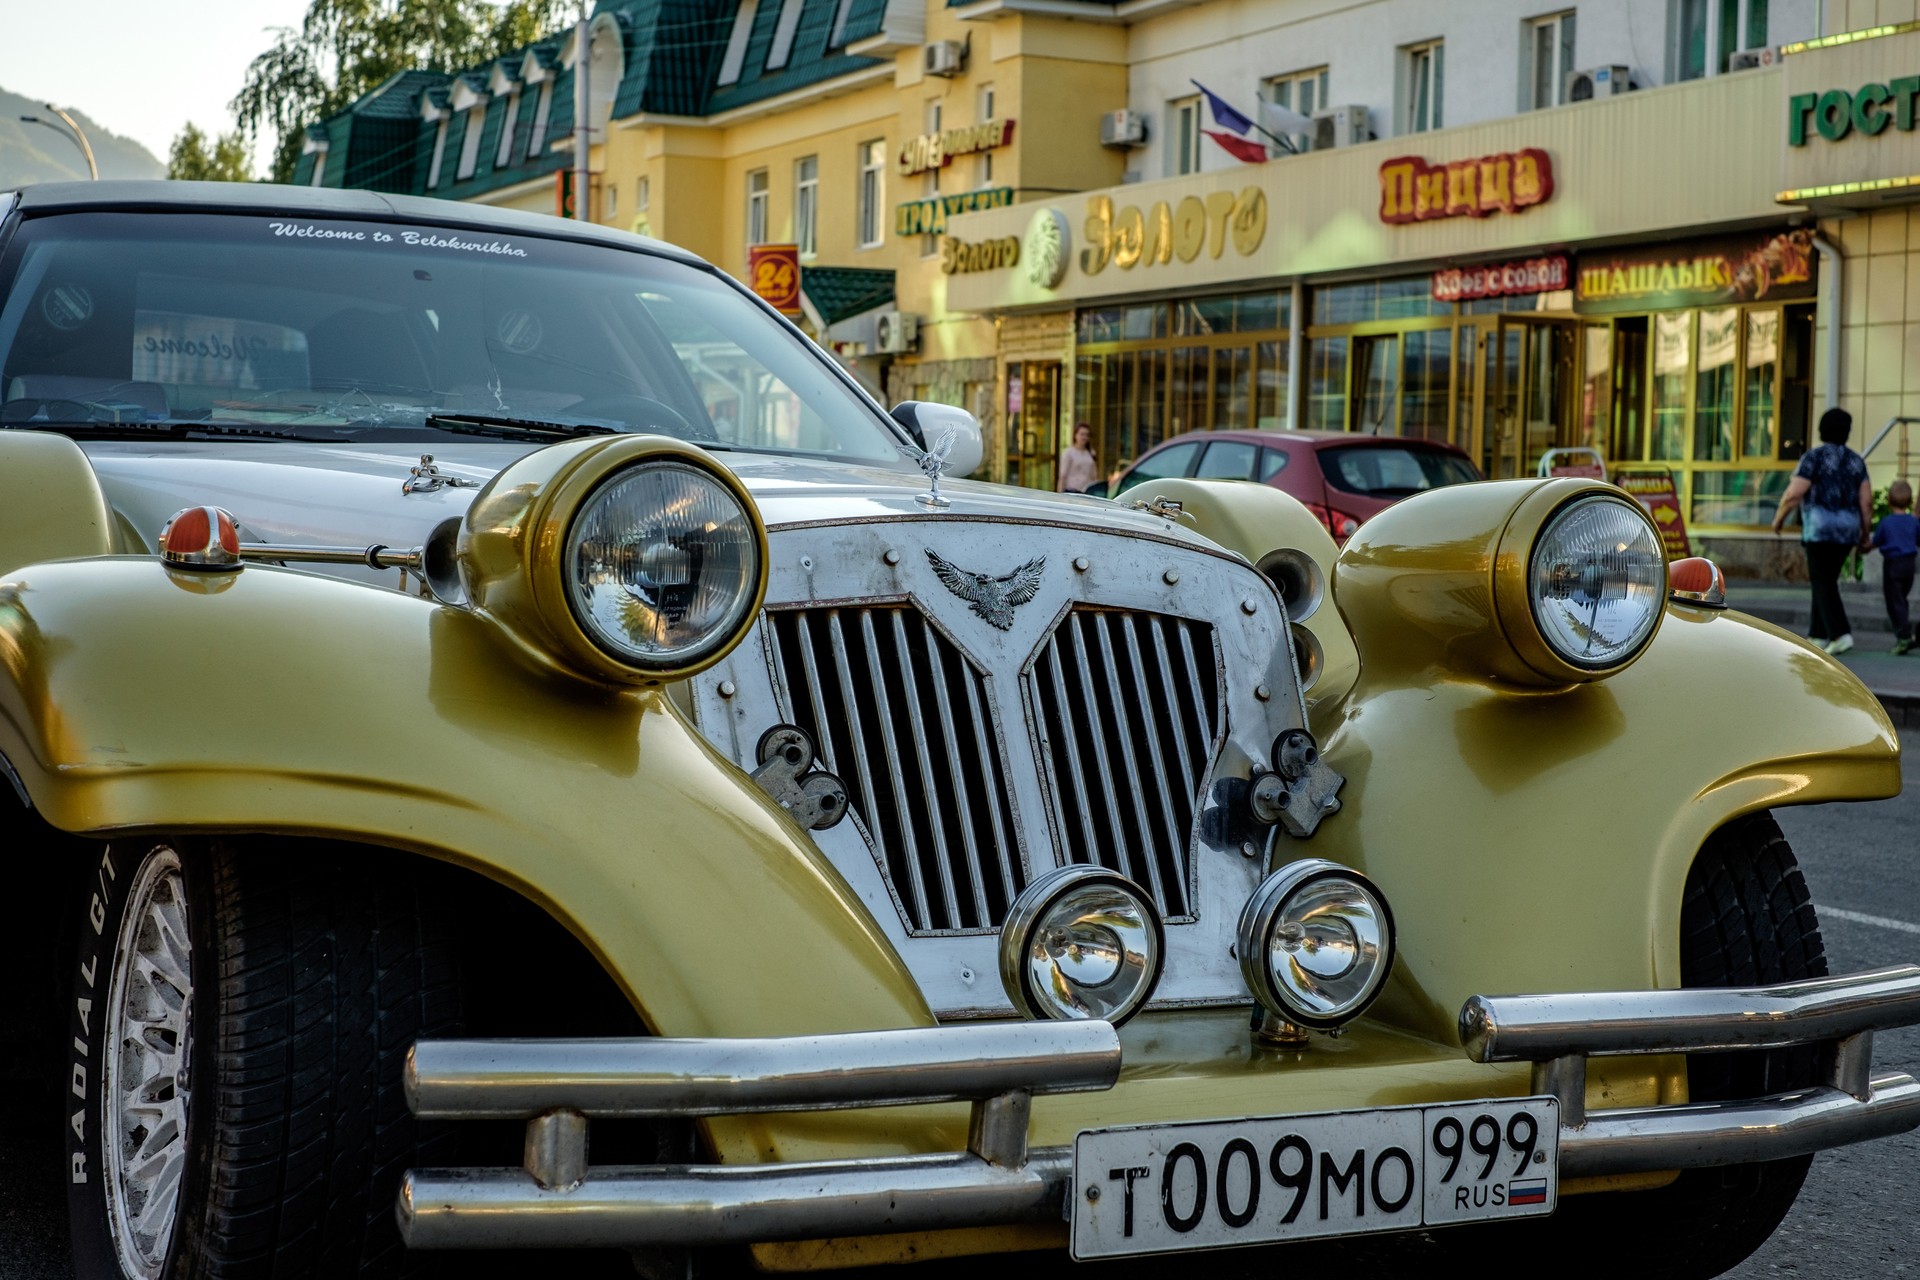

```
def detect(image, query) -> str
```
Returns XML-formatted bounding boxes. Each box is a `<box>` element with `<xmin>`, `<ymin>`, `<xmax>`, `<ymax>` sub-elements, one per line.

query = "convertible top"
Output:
<box><xmin>1</xmin><ymin>180</ymin><xmax>701</xmax><ymax>266</ymax></box>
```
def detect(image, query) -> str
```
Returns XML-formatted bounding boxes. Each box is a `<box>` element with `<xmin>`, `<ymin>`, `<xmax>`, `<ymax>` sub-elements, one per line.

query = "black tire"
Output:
<box><xmin>1485</xmin><ymin>812</ymin><xmax>1826</xmax><ymax>1280</ymax></box>
<box><xmin>67</xmin><ymin>837</ymin><xmax>461</xmax><ymax>1279</ymax></box>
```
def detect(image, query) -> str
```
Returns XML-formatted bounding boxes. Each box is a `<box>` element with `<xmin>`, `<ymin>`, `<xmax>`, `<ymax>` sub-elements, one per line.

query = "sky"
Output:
<box><xmin>0</xmin><ymin>0</ymin><xmax>318</xmax><ymax>170</ymax></box>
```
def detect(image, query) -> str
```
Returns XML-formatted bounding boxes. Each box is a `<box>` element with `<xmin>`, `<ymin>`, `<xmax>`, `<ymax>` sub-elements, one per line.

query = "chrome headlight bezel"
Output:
<box><xmin>1524</xmin><ymin>493</ymin><xmax>1668</xmax><ymax>674</ymax></box>
<box><xmin>1489</xmin><ymin>485</ymin><xmax>1670</xmax><ymax>685</ymax></box>
<box><xmin>458</xmin><ymin>435</ymin><xmax>769</xmax><ymax>686</ymax></box>
<box><xmin>999</xmin><ymin>865</ymin><xmax>1165</xmax><ymax>1026</ymax></box>
<box><xmin>1237</xmin><ymin>858</ymin><xmax>1395</xmax><ymax>1031</ymax></box>
<box><xmin>561</xmin><ymin>458</ymin><xmax>765</xmax><ymax>672</ymax></box>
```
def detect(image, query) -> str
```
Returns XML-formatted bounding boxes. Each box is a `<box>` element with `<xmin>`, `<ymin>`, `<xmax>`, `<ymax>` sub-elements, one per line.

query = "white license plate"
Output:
<box><xmin>1070</xmin><ymin>1097</ymin><xmax>1558</xmax><ymax>1260</ymax></box>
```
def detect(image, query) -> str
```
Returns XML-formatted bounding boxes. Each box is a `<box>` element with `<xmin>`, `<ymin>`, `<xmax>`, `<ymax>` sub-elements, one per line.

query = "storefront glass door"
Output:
<box><xmin>1004</xmin><ymin>360</ymin><xmax>1060</xmax><ymax>489</ymax></box>
<box><xmin>1487</xmin><ymin>319</ymin><xmax>1587</xmax><ymax>478</ymax></box>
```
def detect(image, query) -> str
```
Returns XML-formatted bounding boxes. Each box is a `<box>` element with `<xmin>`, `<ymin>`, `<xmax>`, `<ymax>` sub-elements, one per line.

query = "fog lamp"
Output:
<box><xmin>1000</xmin><ymin>866</ymin><xmax>1163</xmax><ymax>1025</ymax></box>
<box><xmin>1238</xmin><ymin>859</ymin><xmax>1394</xmax><ymax>1030</ymax></box>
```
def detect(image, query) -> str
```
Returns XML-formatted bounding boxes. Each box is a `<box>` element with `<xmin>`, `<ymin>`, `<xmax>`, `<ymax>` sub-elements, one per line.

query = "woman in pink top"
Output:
<box><xmin>1057</xmin><ymin>422</ymin><xmax>1097</xmax><ymax>493</ymax></box>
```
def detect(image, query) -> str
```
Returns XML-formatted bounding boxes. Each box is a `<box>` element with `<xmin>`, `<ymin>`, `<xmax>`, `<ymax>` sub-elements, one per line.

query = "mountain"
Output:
<box><xmin>0</xmin><ymin>84</ymin><xmax>165</xmax><ymax>186</ymax></box>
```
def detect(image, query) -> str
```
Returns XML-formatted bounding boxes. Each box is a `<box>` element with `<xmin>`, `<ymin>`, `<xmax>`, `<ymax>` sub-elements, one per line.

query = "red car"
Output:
<box><xmin>1100</xmin><ymin>429</ymin><xmax>1483</xmax><ymax>542</ymax></box>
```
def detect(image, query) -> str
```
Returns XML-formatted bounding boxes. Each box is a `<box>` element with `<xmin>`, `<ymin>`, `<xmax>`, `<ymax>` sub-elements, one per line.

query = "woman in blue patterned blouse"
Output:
<box><xmin>1771</xmin><ymin>407</ymin><xmax>1874</xmax><ymax>655</ymax></box>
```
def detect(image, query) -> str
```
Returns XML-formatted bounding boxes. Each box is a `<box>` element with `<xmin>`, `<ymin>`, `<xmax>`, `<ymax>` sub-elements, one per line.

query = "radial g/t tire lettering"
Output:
<box><xmin>67</xmin><ymin>838</ymin><xmax>461</xmax><ymax>1279</ymax></box>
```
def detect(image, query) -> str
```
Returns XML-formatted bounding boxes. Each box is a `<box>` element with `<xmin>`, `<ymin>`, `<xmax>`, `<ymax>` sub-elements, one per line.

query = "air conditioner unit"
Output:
<box><xmin>1100</xmin><ymin>109</ymin><xmax>1147</xmax><ymax>148</ymax></box>
<box><xmin>874</xmin><ymin>310</ymin><xmax>919</xmax><ymax>354</ymax></box>
<box><xmin>1565</xmin><ymin>65</ymin><xmax>1633</xmax><ymax>102</ymax></box>
<box><xmin>923</xmin><ymin>40</ymin><xmax>966</xmax><ymax>77</ymax></box>
<box><xmin>1729</xmin><ymin>45</ymin><xmax>1778</xmax><ymax>71</ymax></box>
<box><xmin>1311</xmin><ymin>105</ymin><xmax>1370</xmax><ymax>151</ymax></box>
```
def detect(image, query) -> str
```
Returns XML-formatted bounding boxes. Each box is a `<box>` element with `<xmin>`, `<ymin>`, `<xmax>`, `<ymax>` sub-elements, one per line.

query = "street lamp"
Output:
<box><xmin>20</xmin><ymin>105</ymin><xmax>98</xmax><ymax>180</ymax></box>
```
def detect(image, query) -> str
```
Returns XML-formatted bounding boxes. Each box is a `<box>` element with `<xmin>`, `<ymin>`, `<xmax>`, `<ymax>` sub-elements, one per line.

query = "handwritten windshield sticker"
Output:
<box><xmin>265</xmin><ymin>221</ymin><xmax>529</xmax><ymax>258</ymax></box>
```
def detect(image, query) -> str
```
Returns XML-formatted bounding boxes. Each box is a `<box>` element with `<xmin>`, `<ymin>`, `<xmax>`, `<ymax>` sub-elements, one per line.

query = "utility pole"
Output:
<box><xmin>574</xmin><ymin>0</ymin><xmax>591</xmax><ymax>221</ymax></box>
<box><xmin>20</xmin><ymin>104</ymin><xmax>97</xmax><ymax>179</ymax></box>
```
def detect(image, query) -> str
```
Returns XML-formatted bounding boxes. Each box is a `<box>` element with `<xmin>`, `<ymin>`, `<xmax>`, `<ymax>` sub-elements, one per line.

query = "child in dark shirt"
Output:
<box><xmin>1870</xmin><ymin>480</ymin><xmax>1918</xmax><ymax>654</ymax></box>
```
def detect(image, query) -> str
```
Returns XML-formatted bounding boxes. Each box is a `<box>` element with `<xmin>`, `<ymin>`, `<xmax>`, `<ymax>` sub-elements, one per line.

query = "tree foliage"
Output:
<box><xmin>231</xmin><ymin>0</ymin><xmax>571</xmax><ymax>183</ymax></box>
<box><xmin>167</xmin><ymin>124</ymin><xmax>254</xmax><ymax>182</ymax></box>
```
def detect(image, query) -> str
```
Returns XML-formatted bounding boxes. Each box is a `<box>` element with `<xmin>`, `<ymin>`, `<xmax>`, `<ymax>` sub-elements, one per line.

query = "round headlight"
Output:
<box><xmin>564</xmin><ymin>460</ymin><xmax>762</xmax><ymax>669</ymax></box>
<box><xmin>1528</xmin><ymin>494</ymin><xmax>1666</xmax><ymax>671</ymax></box>
<box><xmin>1000</xmin><ymin>866</ymin><xmax>1164</xmax><ymax>1025</ymax></box>
<box><xmin>1238</xmin><ymin>859</ymin><xmax>1394</xmax><ymax>1030</ymax></box>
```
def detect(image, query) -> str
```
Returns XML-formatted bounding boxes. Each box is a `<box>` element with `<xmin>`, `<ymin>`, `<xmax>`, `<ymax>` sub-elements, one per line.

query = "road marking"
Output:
<box><xmin>1822</xmin><ymin>906</ymin><xmax>1920</xmax><ymax>936</ymax></box>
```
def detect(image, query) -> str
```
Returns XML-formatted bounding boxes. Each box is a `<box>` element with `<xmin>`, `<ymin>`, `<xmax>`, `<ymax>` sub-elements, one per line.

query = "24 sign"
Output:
<box><xmin>749</xmin><ymin>244</ymin><xmax>802</xmax><ymax>317</ymax></box>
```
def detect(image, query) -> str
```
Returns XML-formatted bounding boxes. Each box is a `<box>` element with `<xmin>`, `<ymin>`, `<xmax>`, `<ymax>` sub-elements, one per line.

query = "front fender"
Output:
<box><xmin>1132</xmin><ymin>476</ymin><xmax>1899</xmax><ymax>1042</ymax></box>
<box><xmin>0</xmin><ymin>556</ymin><xmax>929</xmax><ymax>1044</ymax></box>
<box><xmin>1312</xmin><ymin>600</ymin><xmax>1899</xmax><ymax>1041</ymax></box>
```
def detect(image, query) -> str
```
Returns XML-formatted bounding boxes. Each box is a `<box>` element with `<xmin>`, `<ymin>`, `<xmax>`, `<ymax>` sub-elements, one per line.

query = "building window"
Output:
<box><xmin>858</xmin><ymin>140</ymin><xmax>885</xmax><ymax>248</ymax></box>
<box><xmin>718</xmin><ymin>0</ymin><xmax>760</xmax><ymax>86</ymax></box>
<box><xmin>308</xmin><ymin>148</ymin><xmax>328</xmax><ymax>187</ymax></box>
<box><xmin>496</xmin><ymin>90</ymin><xmax>521</xmax><ymax>167</ymax></box>
<box><xmin>767</xmin><ymin>0</ymin><xmax>805</xmax><ymax>69</ymax></box>
<box><xmin>1674</xmin><ymin>0</ymin><xmax>1768</xmax><ymax>80</ymax></box>
<box><xmin>1168</xmin><ymin>95</ymin><xmax>1202</xmax><ymax>176</ymax></box>
<box><xmin>1402</xmin><ymin>41</ymin><xmax>1443</xmax><ymax>134</ymax></box>
<box><xmin>1524</xmin><ymin>12</ymin><xmax>1576</xmax><ymax>109</ymax></box>
<box><xmin>426</xmin><ymin>118</ymin><xmax>448</xmax><ymax>189</ymax></box>
<box><xmin>606</xmin><ymin>180</ymin><xmax>618</xmax><ymax>220</ymax></box>
<box><xmin>528</xmin><ymin>82</ymin><xmax>552</xmax><ymax>156</ymax></box>
<box><xmin>795</xmin><ymin>156</ymin><xmax>818</xmax><ymax>258</ymax></box>
<box><xmin>456</xmin><ymin>105</ymin><xmax>484</xmax><ymax>179</ymax></box>
<box><xmin>829</xmin><ymin>0</ymin><xmax>859</xmax><ymax>47</ymax></box>
<box><xmin>978</xmin><ymin>84</ymin><xmax>996</xmax><ymax>184</ymax></box>
<box><xmin>746</xmin><ymin>168</ymin><xmax>769</xmax><ymax>246</ymax></box>
<box><xmin>1265</xmin><ymin>66</ymin><xmax>1329</xmax><ymax>151</ymax></box>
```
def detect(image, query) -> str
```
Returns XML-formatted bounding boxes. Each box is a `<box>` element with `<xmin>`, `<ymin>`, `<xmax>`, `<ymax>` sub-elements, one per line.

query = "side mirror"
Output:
<box><xmin>889</xmin><ymin>401</ymin><xmax>984</xmax><ymax>477</ymax></box>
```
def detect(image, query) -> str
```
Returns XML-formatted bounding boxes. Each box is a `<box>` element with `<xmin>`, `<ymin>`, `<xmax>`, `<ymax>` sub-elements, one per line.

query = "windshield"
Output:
<box><xmin>1317</xmin><ymin>443</ymin><xmax>1480</xmax><ymax>497</ymax></box>
<box><xmin>0</xmin><ymin>210</ymin><xmax>903</xmax><ymax>461</ymax></box>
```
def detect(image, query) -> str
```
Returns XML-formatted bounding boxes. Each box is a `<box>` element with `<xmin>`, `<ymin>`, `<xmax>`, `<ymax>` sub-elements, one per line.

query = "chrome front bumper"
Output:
<box><xmin>397</xmin><ymin>966</ymin><xmax>1920</xmax><ymax>1251</ymax></box>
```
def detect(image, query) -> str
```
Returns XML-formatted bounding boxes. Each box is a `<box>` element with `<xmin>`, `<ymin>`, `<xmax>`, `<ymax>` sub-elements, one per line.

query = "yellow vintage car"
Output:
<box><xmin>2</xmin><ymin>182</ymin><xmax>1916</xmax><ymax>1280</ymax></box>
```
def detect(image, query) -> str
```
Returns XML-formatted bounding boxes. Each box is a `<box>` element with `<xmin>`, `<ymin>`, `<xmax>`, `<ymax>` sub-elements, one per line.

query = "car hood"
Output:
<box><xmin>79</xmin><ymin>439</ymin><xmax>1220</xmax><ymax>569</ymax></box>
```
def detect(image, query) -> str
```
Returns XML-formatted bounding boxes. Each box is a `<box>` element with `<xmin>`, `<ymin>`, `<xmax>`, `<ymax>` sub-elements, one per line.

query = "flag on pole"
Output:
<box><xmin>1258</xmin><ymin>99</ymin><xmax>1317</xmax><ymax>139</ymax></box>
<box><xmin>1191</xmin><ymin>80</ymin><xmax>1271</xmax><ymax>164</ymax></box>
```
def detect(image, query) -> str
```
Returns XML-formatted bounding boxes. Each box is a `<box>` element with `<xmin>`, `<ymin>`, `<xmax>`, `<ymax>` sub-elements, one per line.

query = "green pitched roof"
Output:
<box><xmin>803</xmin><ymin>266</ymin><xmax>895</xmax><ymax>325</ymax></box>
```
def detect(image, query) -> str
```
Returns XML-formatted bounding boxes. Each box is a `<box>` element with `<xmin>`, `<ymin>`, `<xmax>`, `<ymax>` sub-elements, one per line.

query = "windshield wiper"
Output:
<box><xmin>425</xmin><ymin>412</ymin><xmax>619</xmax><ymax>441</ymax></box>
<box><xmin>0</xmin><ymin>418</ymin><xmax>342</xmax><ymax>443</ymax></box>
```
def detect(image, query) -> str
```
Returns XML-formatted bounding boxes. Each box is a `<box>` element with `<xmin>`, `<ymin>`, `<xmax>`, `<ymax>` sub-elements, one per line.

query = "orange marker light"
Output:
<box><xmin>1668</xmin><ymin>556</ymin><xmax>1726</xmax><ymax>609</ymax></box>
<box><xmin>159</xmin><ymin>506</ymin><xmax>244</xmax><ymax>572</ymax></box>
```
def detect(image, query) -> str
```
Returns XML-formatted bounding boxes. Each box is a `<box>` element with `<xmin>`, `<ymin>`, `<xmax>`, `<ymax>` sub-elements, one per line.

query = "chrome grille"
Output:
<box><xmin>1024</xmin><ymin>609</ymin><xmax>1221</xmax><ymax>921</ymax></box>
<box><xmin>766</xmin><ymin>606</ymin><xmax>1027</xmax><ymax>934</ymax></box>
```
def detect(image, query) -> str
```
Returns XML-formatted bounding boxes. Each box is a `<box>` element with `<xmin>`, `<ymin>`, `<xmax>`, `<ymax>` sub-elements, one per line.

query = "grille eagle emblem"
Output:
<box><xmin>926</xmin><ymin>550</ymin><xmax>1045</xmax><ymax>630</ymax></box>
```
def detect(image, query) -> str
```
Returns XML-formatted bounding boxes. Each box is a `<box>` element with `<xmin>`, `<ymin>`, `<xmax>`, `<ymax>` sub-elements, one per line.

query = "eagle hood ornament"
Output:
<box><xmin>925</xmin><ymin>550</ymin><xmax>1045</xmax><ymax>630</ymax></box>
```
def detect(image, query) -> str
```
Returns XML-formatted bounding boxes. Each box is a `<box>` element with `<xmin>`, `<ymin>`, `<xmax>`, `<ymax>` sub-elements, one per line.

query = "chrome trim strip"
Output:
<box><xmin>1094</xmin><ymin>614</ymin><xmax>1169</xmax><ymax>908</ymax></box>
<box><xmin>1559</xmin><ymin>1073</ymin><xmax>1920</xmax><ymax>1177</ymax></box>
<box><xmin>1040</xmin><ymin>635</ymin><xmax>1102</xmax><ymax>865</ymax></box>
<box><xmin>1125</xmin><ymin>619</ymin><xmax>1187</xmax><ymax>881</ymax></box>
<box><xmin>897</xmin><ymin>609</ymin><xmax>964</xmax><ymax>927</ymax></box>
<box><xmin>962</xmin><ymin>663</ymin><xmax>1020</xmax><ymax>908</ymax></box>
<box><xmin>862</xmin><ymin>610</ymin><xmax>933</xmax><ymax>926</ymax></box>
<box><xmin>404</xmin><ymin>1022</ymin><xmax>1121</xmax><ymax>1120</ymax></box>
<box><xmin>399</xmin><ymin>1148</ymin><xmax>1073</xmax><ymax>1250</ymax></box>
<box><xmin>924</xmin><ymin>628</ymin><xmax>991</xmax><ymax>924</ymax></box>
<box><xmin>1460</xmin><ymin>965</ymin><xmax>1920</xmax><ymax>1062</ymax></box>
